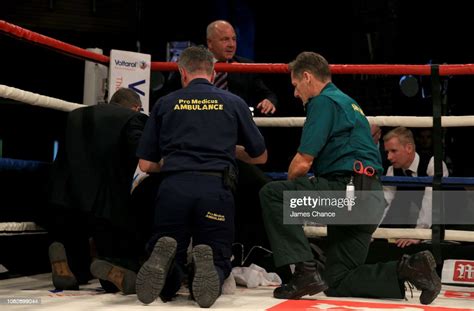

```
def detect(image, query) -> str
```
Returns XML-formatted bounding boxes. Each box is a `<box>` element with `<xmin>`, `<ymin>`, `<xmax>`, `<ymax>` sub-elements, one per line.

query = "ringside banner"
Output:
<box><xmin>442</xmin><ymin>259</ymin><xmax>474</xmax><ymax>285</ymax></box>
<box><xmin>108</xmin><ymin>49</ymin><xmax>151</xmax><ymax>113</ymax></box>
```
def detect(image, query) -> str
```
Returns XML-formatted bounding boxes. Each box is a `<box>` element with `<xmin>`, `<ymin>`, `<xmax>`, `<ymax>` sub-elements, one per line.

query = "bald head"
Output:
<box><xmin>206</xmin><ymin>20</ymin><xmax>233</xmax><ymax>38</ymax></box>
<box><xmin>206</xmin><ymin>20</ymin><xmax>236</xmax><ymax>61</ymax></box>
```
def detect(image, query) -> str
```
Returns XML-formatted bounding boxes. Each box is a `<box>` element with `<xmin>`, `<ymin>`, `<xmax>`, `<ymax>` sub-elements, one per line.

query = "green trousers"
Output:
<box><xmin>260</xmin><ymin>175</ymin><xmax>405</xmax><ymax>299</ymax></box>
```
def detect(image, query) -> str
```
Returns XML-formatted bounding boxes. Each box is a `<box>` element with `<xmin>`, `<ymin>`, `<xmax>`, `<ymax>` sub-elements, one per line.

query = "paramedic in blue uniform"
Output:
<box><xmin>135</xmin><ymin>46</ymin><xmax>267</xmax><ymax>308</ymax></box>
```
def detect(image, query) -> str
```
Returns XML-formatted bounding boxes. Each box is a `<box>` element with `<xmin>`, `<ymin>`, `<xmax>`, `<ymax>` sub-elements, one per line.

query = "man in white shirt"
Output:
<box><xmin>382</xmin><ymin>127</ymin><xmax>449</xmax><ymax>248</ymax></box>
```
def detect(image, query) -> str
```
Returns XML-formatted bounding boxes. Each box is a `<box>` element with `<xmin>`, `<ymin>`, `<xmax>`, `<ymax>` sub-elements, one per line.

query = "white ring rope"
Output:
<box><xmin>2</xmin><ymin>84</ymin><xmax>474</xmax><ymax>127</ymax></box>
<box><xmin>0</xmin><ymin>222</ymin><xmax>45</xmax><ymax>233</ymax></box>
<box><xmin>0</xmin><ymin>84</ymin><xmax>83</xmax><ymax>112</ymax></box>
<box><xmin>254</xmin><ymin>116</ymin><xmax>474</xmax><ymax>127</ymax></box>
<box><xmin>2</xmin><ymin>84</ymin><xmax>474</xmax><ymax>241</ymax></box>
<box><xmin>304</xmin><ymin>226</ymin><xmax>474</xmax><ymax>242</ymax></box>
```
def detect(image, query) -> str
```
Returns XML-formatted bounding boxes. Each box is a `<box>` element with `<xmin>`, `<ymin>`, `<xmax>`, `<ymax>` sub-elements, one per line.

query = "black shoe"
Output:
<box><xmin>90</xmin><ymin>260</ymin><xmax>136</xmax><ymax>295</ymax></box>
<box><xmin>273</xmin><ymin>261</ymin><xmax>328</xmax><ymax>299</ymax></box>
<box><xmin>192</xmin><ymin>244</ymin><xmax>220</xmax><ymax>308</ymax></box>
<box><xmin>398</xmin><ymin>250</ymin><xmax>442</xmax><ymax>305</ymax></box>
<box><xmin>98</xmin><ymin>279</ymin><xmax>120</xmax><ymax>293</ymax></box>
<box><xmin>136</xmin><ymin>237</ymin><xmax>177</xmax><ymax>304</ymax></box>
<box><xmin>48</xmin><ymin>242</ymin><xmax>79</xmax><ymax>290</ymax></box>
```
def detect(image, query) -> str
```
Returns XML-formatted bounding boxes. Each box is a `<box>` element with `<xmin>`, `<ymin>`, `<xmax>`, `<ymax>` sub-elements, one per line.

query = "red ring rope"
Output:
<box><xmin>2</xmin><ymin>20</ymin><xmax>474</xmax><ymax>76</ymax></box>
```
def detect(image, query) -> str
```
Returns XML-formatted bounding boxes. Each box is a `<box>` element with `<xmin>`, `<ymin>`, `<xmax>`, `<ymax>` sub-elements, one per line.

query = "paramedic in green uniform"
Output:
<box><xmin>259</xmin><ymin>52</ymin><xmax>441</xmax><ymax>305</ymax></box>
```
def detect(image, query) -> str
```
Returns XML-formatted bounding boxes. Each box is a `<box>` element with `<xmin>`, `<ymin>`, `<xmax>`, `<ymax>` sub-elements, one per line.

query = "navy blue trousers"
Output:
<box><xmin>147</xmin><ymin>172</ymin><xmax>235</xmax><ymax>296</ymax></box>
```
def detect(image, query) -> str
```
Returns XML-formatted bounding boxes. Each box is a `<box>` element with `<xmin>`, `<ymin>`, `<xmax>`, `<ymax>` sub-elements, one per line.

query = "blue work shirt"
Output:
<box><xmin>137</xmin><ymin>78</ymin><xmax>265</xmax><ymax>172</ymax></box>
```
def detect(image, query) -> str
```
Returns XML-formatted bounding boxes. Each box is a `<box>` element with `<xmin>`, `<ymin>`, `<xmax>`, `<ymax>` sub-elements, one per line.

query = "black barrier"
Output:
<box><xmin>0</xmin><ymin>158</ymin><xmax>51</xmax><ymax>223</ymax></box>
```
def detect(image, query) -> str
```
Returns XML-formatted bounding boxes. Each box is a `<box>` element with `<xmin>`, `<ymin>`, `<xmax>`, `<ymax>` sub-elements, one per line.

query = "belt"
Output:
<box><xmin>320</xmin><ymin>171</ymin><xmax>353</xmax><ymax>178</ymax></box>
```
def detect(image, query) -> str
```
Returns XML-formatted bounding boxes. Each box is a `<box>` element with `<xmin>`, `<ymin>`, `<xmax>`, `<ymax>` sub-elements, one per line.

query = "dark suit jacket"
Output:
<box><xmin>49</xmin><ymin>104</ymin><xmax>148</xmax><ymax>229</ymax></box>
<box><xmin>156</xmin><ymin>55</ymin><xmax>278</xmax><ymax>113</ymax></box>
<box><xmin>227</xmin><ymin>55</ymin><xmax>278</xmax><ymax>110</ymax></box>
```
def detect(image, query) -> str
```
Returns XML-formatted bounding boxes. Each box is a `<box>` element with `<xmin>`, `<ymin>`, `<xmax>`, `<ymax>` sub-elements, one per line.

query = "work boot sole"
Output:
<box><xmin>48</xmin><ymin>242</ymin><xmax>78</xmax><ymax>290</ymax></box>
<box><xmin>192</xmin><ymin>245</ymin><xmax>220</xmax><ymax>308</ymax></box>
<box><xmin>273</xmin><ymin>281</ymin><xmax>329</xmax><ymax>299</ymax></box>
<box><xmin>136</xmin><ymin>237</ymin><xmax>177</xmax><ymax>304</ymax></box>
<box><xmin>90</xmin><ymin>260</ymin><xmax>136</xmax><ymax>295</ymax></box>
<box><xmin>418</xmin><ymin>251</ymin><xmax>441</xmax><ymax>305</ymax></box>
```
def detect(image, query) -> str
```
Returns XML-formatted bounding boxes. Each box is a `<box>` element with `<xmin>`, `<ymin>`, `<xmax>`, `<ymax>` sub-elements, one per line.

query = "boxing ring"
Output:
<box><xmin>1</xmin><ymin>20</ymin><xmax>474</xmax><ymax>310</ymax></box>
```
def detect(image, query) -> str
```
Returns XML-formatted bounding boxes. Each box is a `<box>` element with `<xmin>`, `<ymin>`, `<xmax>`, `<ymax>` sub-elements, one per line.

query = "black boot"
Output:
<box><xmin>273</xmin><ymin>261</ymin><xmax>328</xmax><ymax>299</ymax></box>
<box><xmin>192</xmin><ymin>244</ymin><xmax>221</xmax><ymax>308</ymax></box>
<box><xmin>398</xmin><ymin>251</ymin><xmax>441</xmax><ymax>305</ymax></box>
<box><xmin>136</xmin><ymin>237</ymin><xmax>177</xmax><ymax>304</ymax></box>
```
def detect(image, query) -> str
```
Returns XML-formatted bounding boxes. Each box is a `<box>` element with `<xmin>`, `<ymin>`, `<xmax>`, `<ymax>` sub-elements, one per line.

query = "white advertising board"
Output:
<box><xmin>442</xmin><ymin>259</ymin><xmax>474</xmax><ymax>285</ymax></box>
<box><xmin>108</xmin><ymin>49</ymin><xmax>151</xmax><ymax>113</ymax></box>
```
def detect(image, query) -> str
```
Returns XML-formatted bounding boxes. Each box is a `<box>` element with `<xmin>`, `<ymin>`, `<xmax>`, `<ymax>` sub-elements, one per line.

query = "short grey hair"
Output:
<box><xmin>178</xmin><ymin>46</ymin><xmax>214</xmax><ymax>75</ymax></box>
<box><xmin>288</xmin><ymin>52</ymin><xmax>331</xmax><ymax>82</ymax></box>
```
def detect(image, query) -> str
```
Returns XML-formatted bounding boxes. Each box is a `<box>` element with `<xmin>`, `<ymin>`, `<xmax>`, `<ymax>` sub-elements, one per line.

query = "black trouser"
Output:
<box><xmin>147</xmin><ymin>172</ymin><xmax>235</xmax><ymax>297</ymax></box>
<box><xmin>234</xmin><ymin>160</ymin><xmax>272</xmax><ymax>262</ymax></box>
<box><xmin>260</xmin><ymin>174</ymin><xmax>405</xmax><ymax>299</ymax></box>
